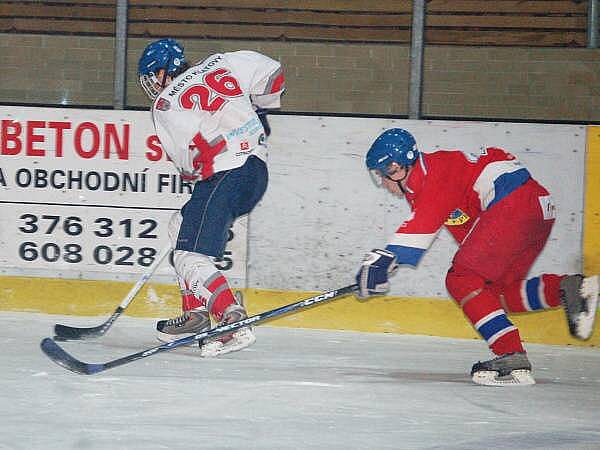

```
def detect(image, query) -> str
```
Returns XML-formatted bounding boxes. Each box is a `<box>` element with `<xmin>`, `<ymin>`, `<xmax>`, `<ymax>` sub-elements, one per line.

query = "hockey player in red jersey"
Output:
<box><xmin>138</xmin><ymin>39</ymin><xmax>284</xmax><ymax>356</ymax></box>
<box><xmin>356</xmin><ymin>128</ymin><xmax>599</xmax><ymax>386</ymax></box>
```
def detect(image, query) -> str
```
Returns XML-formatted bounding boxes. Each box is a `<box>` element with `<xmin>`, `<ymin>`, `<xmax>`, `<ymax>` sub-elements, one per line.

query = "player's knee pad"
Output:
<box><xmin>446</xmin><ymin>264</ymin><xmax>487</xmax><ymax>306</ymax></box>
<box><xmin>172</xmin><ymin>250</ymin><xmax>235</xmax><ymax>318</ymax></box>
<box><xmin>172</xmin><ymin>250</ymin><xmax>218</xmax><ymax>300</ymax></box>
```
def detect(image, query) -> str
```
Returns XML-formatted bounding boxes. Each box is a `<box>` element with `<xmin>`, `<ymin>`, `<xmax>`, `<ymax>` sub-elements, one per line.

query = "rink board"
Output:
<box><xmin>584</xmin><ymin>126</ymin><xmax>600</xmax><ymax>274</ymax></box>
<box><xmin>1</xmin><ymin>108</ymin><xmax>599</xmax><ymax>346</ymax></box>
<box><xmin>1</xmin><ymin>276</ymin><xmax>598</xmax><ymax>347</ymax></box>
<box><xmin>0</xmin><ymin>107</ymin><xmax>589</xmax><ymax>294</ymax></box>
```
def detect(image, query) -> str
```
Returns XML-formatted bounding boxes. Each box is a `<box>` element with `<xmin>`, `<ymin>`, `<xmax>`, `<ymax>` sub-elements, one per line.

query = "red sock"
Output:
<box><xmin>461</xmin><ymin>289</ymin><xmax>525</xmax><ymax>355</ymax></box>
<box><xmin>205</xmin><ymin>274</ymin><xmax>236</xmax><ymax>320</ymax></box>
<box><xmin>501</xmin><ymin>274</ymin><xmax>564</xmax><ymax>312</ymax></box>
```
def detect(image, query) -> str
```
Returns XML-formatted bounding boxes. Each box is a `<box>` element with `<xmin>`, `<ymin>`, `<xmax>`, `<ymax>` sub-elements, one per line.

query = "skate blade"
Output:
<box><xmin>576</xmin><ymin>275</ymin><xmax>599</xmax><ymax>340</ymax></box>
<box><xmin>200</xmin><ymin>328</ymin><xmax>256</xmax><ymax>358</ymax></box>
<box><xmin>472</xmin><ymin>369</ymin><xmax>535</xmax><ymax>386</ymax></box>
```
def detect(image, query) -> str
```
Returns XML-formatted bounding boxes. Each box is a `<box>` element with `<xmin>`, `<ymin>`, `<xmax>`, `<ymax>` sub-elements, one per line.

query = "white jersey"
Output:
<box><xmin>152</xmin><ymin>50</ymin><xmax>284</xmax><ymax>181</ymax></box>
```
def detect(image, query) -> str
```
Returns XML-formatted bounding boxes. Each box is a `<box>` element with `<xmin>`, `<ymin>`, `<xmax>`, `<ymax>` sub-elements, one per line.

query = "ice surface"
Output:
<box><xmin>3</xmin><ymin>312</ymin><xmax>600</xmax><ymax>450</ymax></box>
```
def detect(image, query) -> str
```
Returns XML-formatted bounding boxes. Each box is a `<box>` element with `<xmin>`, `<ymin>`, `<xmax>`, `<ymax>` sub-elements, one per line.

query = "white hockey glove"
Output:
<box><xmin>355</xmin><ymin>249</ymin><xmax>399</xmax><ymax>299</ymax></box>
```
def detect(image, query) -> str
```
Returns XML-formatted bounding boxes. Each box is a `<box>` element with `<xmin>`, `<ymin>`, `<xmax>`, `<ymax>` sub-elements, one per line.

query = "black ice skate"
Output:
<box><xmin>156</xmin><ymin>308</ymin><xmax>211</xmax><ymax>343</ymax></box>
<box><xmin>471</xmin><ymin>352</ymin><xmax>535</xmax><ymax>386</ymax></box>
<box><xmin>560</xmin><ymin>275</ymin><xmax>599</xmax><ymax>340</ymax></box>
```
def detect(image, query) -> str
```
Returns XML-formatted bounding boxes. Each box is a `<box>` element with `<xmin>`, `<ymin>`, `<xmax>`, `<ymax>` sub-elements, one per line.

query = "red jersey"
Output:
<box><xmin>385</xmin><ymin>147</ymin><xmax>532</xmax><ymax>266</ymax></box>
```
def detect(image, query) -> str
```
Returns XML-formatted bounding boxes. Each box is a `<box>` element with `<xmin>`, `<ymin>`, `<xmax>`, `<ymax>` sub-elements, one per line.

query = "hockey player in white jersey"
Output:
<box><xmin>138</xmin><ymin>39</ymin><xmax>284</xmax><ymax>356</ymax></box>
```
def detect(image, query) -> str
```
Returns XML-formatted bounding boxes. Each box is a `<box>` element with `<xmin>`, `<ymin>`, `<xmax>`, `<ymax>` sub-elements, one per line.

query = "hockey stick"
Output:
<box><xmin>41</xmin><ymin>284</ymin><xmax>359</xmax><ymax>375</ymax></box>
<box><xmin>53</xmin><ymin>245</ymin><xmax>172</xmax><ymax>341</ymax></box>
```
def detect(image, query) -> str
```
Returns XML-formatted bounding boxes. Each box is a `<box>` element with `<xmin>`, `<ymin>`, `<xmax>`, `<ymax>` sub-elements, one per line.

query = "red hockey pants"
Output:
<box><xmin>445</xmin><ymin>179</ymin><xmax>557</xmax><ymax>354</ymax></box>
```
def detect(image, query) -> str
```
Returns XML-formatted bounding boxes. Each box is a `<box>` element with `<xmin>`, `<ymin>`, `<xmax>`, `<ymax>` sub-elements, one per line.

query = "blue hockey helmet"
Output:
<box><xmin>138</xmin><ymin>38</ymin><xmax>187</xmax><ymax>99</ymax></box>
<box><xmin>366</xmin><ymin>128</ymin><xmax>419</xmax><ymax>174</ymax></box>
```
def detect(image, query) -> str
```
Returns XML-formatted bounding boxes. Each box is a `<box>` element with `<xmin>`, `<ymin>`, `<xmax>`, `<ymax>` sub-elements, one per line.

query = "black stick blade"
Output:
<box><xmin>53</xmin><ymin>309</ymin><xmax>123</xmax><ymax>341</ymax></box>
<box><xmin>53</xmin><ymin>324</ymin><xmax>106</xmax><ymax>341</ymax></box>
<box><xmin>40</xmin><ymin>338</ymin><xmax>104</xmax><ymax>375</ymax></box>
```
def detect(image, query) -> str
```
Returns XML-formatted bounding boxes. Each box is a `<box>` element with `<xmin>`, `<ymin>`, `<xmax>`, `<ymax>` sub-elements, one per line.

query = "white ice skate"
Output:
<box><xmin>200</xmin><ymin>296</ymin><xmax>256</xmax><ymax>357</ymax></box>
<box><xmin>200</xmin><ymin>326</ymin><xmax>256</xmax><ymax>357</ymax></box>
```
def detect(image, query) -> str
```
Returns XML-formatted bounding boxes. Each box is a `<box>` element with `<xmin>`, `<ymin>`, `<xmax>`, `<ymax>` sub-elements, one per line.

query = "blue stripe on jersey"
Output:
<box><xmin>487</xmin><ymin>168</ymin><xmax>530</xmax><ymax>209</ymax></box>
<box><xmin>477</xmin><ymin>314</ymin><xmax>514</xmax><ymax>342</ymax></box>
<box><xmin>525</xmin><ymin>277</ymin><xmax>543</xmax><ymax>310</ymax></box>
<box><xmin>388</xmin><ymin>232</ymin><xmax>437</xmax><ymax>251</ymax></box>
<box><xmin>385</xmin><ymin>244</ymin><xmax>425</xmax><ymax>267</ymax></box>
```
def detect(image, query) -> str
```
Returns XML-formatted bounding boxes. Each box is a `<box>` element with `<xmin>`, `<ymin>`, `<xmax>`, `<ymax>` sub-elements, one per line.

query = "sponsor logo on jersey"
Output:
<box><xmin>155</xmin><ymin>97</ymin><xmax>171</xmax><ymax>111</ymax></box>
<box><xmin>226</xmin><ymin>117</ymin><xmax>262</xmax><ymax>139</ymax></box>
<box><xmin>167</xmin><ymin>72</ymin><xmax>195</xmax><ymax>97</ymax></box>
<box><xmin>538</xmin><ymin>195</ymin><xmax>556</xmax><ymax>220</ymax></box>
<box><xmin>196</xmin><ymin>54</ymin><xmax>224</xmax><ymax>73</ymax></box>
<box><xmin>445</xmin><ymin>208</ymin><xmax>470</xmax><ymax>226</ymax></box>
<box><xmin>235</xmin><ymin>140</ymin><xmax>253</xmax><ymax>157</ymax></box>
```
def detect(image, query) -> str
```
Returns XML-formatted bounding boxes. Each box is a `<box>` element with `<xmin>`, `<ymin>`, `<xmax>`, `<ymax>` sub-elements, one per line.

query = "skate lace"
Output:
<box><xmin>165</xmin><ymin>312</ymin><xmax>190</xmax><ymax>327</ymax></box>
<box><xmin>477</xmin><ymin>354</ymin><xmax>503</xmax><ymax>367</ymax></box>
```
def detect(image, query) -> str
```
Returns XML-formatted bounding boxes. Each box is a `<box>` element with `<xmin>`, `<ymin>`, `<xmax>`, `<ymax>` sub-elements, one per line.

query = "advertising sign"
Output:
<box><xmin>0</xmin><ymin>106</ymin><xmax>247</xmax><ymax>286</ymax></box>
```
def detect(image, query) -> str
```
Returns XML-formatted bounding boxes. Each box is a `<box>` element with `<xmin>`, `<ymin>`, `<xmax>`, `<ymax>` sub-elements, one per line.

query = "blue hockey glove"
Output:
<box><xmin>355</xmin><ymin>249</ymin><xmax>399</xmax><ymax>299</ymax></box>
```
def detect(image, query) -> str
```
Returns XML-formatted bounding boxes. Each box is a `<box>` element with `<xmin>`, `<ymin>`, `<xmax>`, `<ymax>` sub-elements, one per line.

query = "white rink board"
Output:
<box><xmin>0</xmin><ymin>107</ymin><xmax>586</xmax><ymax>297</ymax></box>
<box><xmin>0</xmin><ymin>106</ymin><xmax>247</xmax><ymax>286</ymax></box>
<box><xmin>250</xmin><ymin>116</ymin><xmax>586</xmax><ymax>297</ymax></box>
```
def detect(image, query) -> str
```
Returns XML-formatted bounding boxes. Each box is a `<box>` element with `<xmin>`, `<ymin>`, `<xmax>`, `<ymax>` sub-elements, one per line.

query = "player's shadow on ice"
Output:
<box><xmin>385</xmin><ymin>370</ymin><xmax>471</xmax><ymax>384</ymax></box>
<box><xmin>387</xmin><ymin>370</ymin><xmax>470</xmax><ymax>384</ymax></box>
<box><xmin>339</xmin><ymin>368</ymin><xmax>469</xmax><ymax>384</ymax></box>
<box><xmin>356</xmin><ymin>369</ymin><xmax>565</xmax><ymax>386</ymax></box>
<box><xmin>342</xmin><ymin>368</ymin><xmax>559</xmax><ymax>385</ymax></box>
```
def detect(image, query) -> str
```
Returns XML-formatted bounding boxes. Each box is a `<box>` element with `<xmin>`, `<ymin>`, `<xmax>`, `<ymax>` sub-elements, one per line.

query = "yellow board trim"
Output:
<box><xmin>584</xmin><ymin>126</ymin><xmax>600</xmax><ymax>275</ymax></box>
<box><xmin>1</xmin><ymin>276</ymin><xmax>597</xmax><ymax>347</ymax></box>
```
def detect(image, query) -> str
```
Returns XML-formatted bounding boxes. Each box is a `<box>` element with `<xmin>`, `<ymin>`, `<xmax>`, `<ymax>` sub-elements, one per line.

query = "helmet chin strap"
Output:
<box><xmin>396</xmin><ymin>179</ymin><xmax>406</xmax><ymax>194</ymax></box>
<box><xmin>385</xmin><ymin>165</ymin><xmax>409</xmax><ymax>193</ymax></box>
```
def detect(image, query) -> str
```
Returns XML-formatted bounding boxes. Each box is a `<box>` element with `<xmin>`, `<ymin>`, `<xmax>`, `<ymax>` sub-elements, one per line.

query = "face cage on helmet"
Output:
<box><xmin>368</xmin><ymin>165</ymin><xmax>394</xmax><ymax>187</ymax></box>
<box><xmin>368</xmin><ymin>169</ymin><xmax>384</xmax><ymax>187</ymax></box>
<box><xmin>368</xmin><ymin>162</ymin><xmax>407</xmax><ymax>187</ymax></box>
<box><xmin>139</xmin><ymin>73</ymin><xmax>164</xmax><ymax>100</ymax></box>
